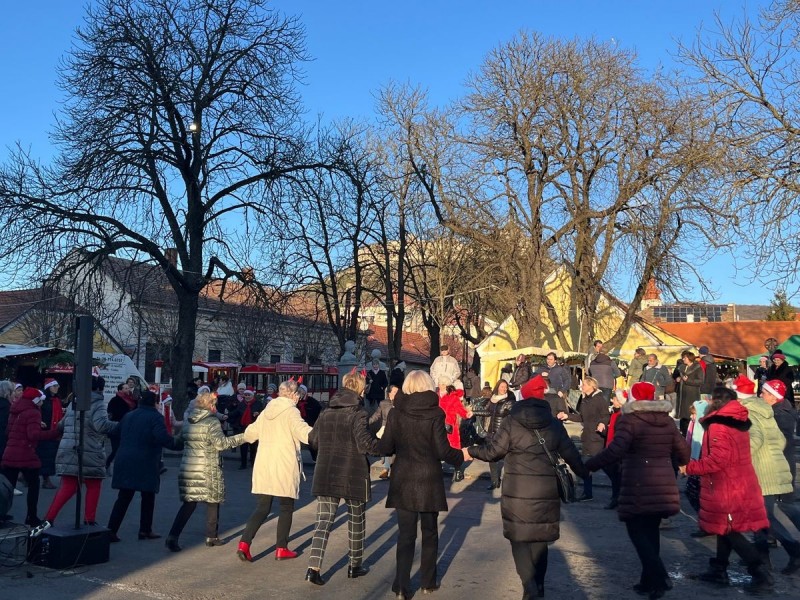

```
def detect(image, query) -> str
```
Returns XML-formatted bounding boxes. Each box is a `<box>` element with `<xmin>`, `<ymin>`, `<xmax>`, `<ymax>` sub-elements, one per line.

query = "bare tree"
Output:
<box><xmin>682</xmin><ymin>2</ymin><xmax>800</xmax><ymax>293</ymax></box>
<box><xmin>0</xmin><ymin>0</ymin><xmax>341</xmax><ymax>416</ymax></box>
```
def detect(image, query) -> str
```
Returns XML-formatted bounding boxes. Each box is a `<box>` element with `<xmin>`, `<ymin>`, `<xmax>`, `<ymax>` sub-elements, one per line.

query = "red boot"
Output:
<box><xmin>237</xmin><ymin>541</ymin><xmax>252</xmax><ymax>562</ymax></box>
<box><xmin>275</xmin><ymin>547</ymin><xmax>297</xmax><ymax>560</ymax></box>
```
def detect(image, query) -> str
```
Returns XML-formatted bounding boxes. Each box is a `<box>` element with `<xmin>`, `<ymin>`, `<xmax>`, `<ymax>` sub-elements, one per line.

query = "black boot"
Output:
<box><xmin>697</xmin><ymin>558</ymin><xmax>730</xmax><ymax>586</ymax></box>
<box><xmin>305</xmin><ymin>568</ymin><xmax>325</xmax><ymax>586</ymax></box>
<box><xmin>744</xmin><ymin>562</ymin><xmax>774</xmax><ymax>594</ymax></box>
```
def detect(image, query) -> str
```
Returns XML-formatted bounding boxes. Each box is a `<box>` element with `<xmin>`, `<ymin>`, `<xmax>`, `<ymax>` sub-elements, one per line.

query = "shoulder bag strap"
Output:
<box><xmin>533</xmin><ymin>427</ymin><xmax>560</xmax><ymax>468</ymax></box>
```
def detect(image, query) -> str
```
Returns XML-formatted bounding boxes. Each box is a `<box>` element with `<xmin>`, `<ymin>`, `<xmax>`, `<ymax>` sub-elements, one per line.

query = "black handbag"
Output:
<box><xmin>459</xmin><ymin>416</ymin><xmax>485</xmax><ymax>447</ymax></box>
<box><xmin>533</xmin><ymin>428</ymin><xmax>576</xmax><ymax>503</ymax></box>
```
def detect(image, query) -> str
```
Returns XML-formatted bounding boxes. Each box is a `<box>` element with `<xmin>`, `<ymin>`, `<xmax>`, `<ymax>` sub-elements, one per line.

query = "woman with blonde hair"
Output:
<box><xmin>165</xmin><ymin>391</ymin><xmax>244</xmax><ymax>551</ymax></box>
<box><xmin>304</xmin><ymin>371</ymin><xmax>379</xmax><ymax>585</ymax></box>
<box><xmin>236</xmin><ymin>379</ymin><xmax>313</xmax><ymax>562</ymax></box>
<box><xmin>378</xmin><ymin>370</ymin><xmax>464</xmax><ymax>599</ymax></box>
<box><xmin>557</xmin><ymin>376</ymin><xmax>610</xmax><ymax>502</ymax></box>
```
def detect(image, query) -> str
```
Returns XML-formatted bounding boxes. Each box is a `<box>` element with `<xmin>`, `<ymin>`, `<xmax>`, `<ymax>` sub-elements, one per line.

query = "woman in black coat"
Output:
<box><xmin>557</xmin><ymin>376</ymin><xmax>609</xmax><ymax>501</ymax></box>
<box><xmin>585</xmin><ymin>382</ymin><xmax>690</xmax><ymax>599</ymax></box>
<box><xmin>304</xmin><ymin>373</ymin><xmax>379</xmax><ymax>586</ymax></box>
<box><xmin>467</xmin><ymin>375</ymin><xmax>587</xmax><ymax>599</ymax></box>
<box><xmin>106</xmin><ymin>391</ymin><xmax>178</xmax><ymax>542</ymax></box>
<box><xmin>471</xmin><ymin>379</ymin><xmax>515</xmax><ymax>489</ymax></box>
<box><xmin>377</xmin><ymin>370</ymin><xmax>464</xmax><ymax>600</ymax></box>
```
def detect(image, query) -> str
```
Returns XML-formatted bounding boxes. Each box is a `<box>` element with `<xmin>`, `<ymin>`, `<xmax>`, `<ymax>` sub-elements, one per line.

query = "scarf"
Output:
<box><xmin>241</xmin><ymin>400</ymin><xmax>255</xmax><ymax>427</ymax></box>
<box><xmin>297</xmin><ymin>399</ymin><xmax>307</xmax><ymax>419</ymax></box>
<box><xmin>120</xmin><ymin>391</ymin><xmax>137</xmax><ymax>411</ymax></box>
<box><xmin>49</xmin><ymin>396</ymin><xmax>64</xmax><ymax>428</ymax></box>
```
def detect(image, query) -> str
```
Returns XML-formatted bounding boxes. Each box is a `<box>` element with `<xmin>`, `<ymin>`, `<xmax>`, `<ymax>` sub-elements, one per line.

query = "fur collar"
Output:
<box><xmin>701</xmin><ymin>412</ymin><xmax>751</xmax><ymax>432</ymax></box>
<box><xmin>621</xmin><ymin>399</ymin><xmax>673</xmax><ymax>415</ymax></box>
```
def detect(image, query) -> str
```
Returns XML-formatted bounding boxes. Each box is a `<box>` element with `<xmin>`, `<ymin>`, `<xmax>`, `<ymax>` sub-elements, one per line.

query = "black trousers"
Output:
<box><xmin>1</xmin><ymin>466</ymin><xmax>40</xmax><ymax>522</ymax></box>
<box><xmin>168</xmin><ymin>501</ymin><xmax>219</xmax><ymax>539</ymax></box>
<box><xmin>510</xmin><ymin>540</ymin><xmax>548</xmax><ymax>596</ymax></box>
<box><xmin>106</xmin><ymin>435</ymin><xmax>121</xmax><ymax>467</ymax></box>
<box><xmin>716</xmin><ymin>531</ymin><xmax>763</xmax><ymax>566</ymax></box>
<box><xmin>625</xmin><ymin>515</ymin><xmax>669</xmax><ymax>590</ymax></box>
<box><xmin>239</xmin><ymin>441</ymin><xmax>258</xmax><ymax>467</ymax></box>
<box><xmin>107</xmin><ymin>488</ymin><xmax>155</xmax><ymax>534</ymax></box>
<box><xmin>240</xmin><ymin>494</ymin><xmax>295</xmax><ymax>548</ymax></box>
<box><xmin>490</xmin><ymin>461</ymin><xmax>503</xmax><ymax>486</ymax></box>
<box><xmin>394</xmin><ymin>509</ymin><xmax>438</xmax><ymax>593</ymax></box>
<box><xmin>606</xmin><ymin>462</ymin><xmax>621</xmax><ymax>500</ymax></box>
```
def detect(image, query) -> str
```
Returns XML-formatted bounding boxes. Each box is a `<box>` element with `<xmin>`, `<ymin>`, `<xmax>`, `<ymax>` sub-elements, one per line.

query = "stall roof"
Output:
<box><xmin>192</xmin><ymin>361</ymin><xmax>241</xmax><ymax>371</ymax></box>
<box><xmin>0</xmin><ymin>344</ymin><xmax>66</xmax><ymax>359</ymax></box>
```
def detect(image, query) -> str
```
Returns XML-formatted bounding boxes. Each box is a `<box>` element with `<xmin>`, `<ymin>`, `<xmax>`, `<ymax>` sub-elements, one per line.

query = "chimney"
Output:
<box><xmin>640</xmin><ymin>278</ymin><xmax>663</xmax><ymax>310</ymax></box>
<box><xmin>165</xmin><ymin>248</ymin><xmax>178</xmax><ymax>268</ymax></box>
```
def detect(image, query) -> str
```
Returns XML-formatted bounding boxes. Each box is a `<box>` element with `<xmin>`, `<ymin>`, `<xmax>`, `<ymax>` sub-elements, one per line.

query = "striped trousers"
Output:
<box><xmin>308</xmin><ymin>496</ymin><xmax>366</xmax><ymax>570</ymax></box>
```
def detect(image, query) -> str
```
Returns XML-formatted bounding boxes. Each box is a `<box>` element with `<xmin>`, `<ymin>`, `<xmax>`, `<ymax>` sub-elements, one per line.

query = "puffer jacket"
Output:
<box><xmin>699</xmin><ymin>356</ymin><xmax>719</xmax><ymax>395</ymax></box>
<box><xmin>56</xmin><ymin>391</ymin><xmax>117</xmax><ymax>478</ymax></box>
<box><xmin>1</xmin><ymin>395</ymin><xmax>60</xmax><ymax>469</ymax></box>
<box><xmin>309</xmin><ymin>388</ymin><xmax>379</xmax><ymax>502</ymax></box>
<box><xmin>772</xmin><ymin>398</ymin><xmax>797</xmax><ymax>486</ymax></box>
<box><xmin>468</xmin><ymin>399</ymin><xmax>587</xmax><ymax>542</ymax></box>
<box><xmin>589</xmin><ymin>354</ymin><xmax>620</xmax><ymax>390</ymax></box>
<box><xmin>472</xmin><ymin>392</ymin><xmax>515</xmax><ymax>436</ymax></box>
<box><xmin>439</xmin><ymin>389</ymin><xmax>469</xmax><ymax>448</ymax></box>
<box><xmin>243</xmin><ymin>396</ymin><xmax>312</xmax><ymax>499</ymax></box>
<box><xmin>177</xmin><ymin>406</ymin><xmax>243</xmax><ymax>503</ymax></box>
<box><xmin>586</xmin><ymin>400</ymin><xmax>690</xmax><ymax>521</ymax></box>
<box><xmin>738</xmin><ymin>395</ymin><xmax>793</xmax><ymax>496</ymax></box>
<box><xmin>686</xmin><ymin>400</ymin><xmax>769</xmax><ymax>535</ymax></box>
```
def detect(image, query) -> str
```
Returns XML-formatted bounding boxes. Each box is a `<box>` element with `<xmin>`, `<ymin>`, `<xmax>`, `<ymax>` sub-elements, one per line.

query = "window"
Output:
<box><xmin>270</xmin><ymin>354</ymin><xmax>281</xmax><ymax>364</ymax></box>
<box><xmin>207</xmin><ymin>338</ymin><xmax>223</xmax><ymax>363</ymax></box>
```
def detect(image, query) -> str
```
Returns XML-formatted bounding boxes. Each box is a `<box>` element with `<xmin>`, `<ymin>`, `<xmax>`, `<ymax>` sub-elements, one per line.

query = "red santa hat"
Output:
<box><xmin>614</xmin><ymin>389</ymin><xmax>629</xmax><ymax>405</ymax></box>
<box><xmin>43</xmin><ymin>378</ymin><xmax>59</xmax><ymax>390</ymax></box>
<box><xmin>21</xmin><ymin>387</ymin><xmax>46</xmax><ymax>404</ymax></box>
<box><xmin>630</xmin><ymin>382</ymin><xmax>656</xmax><ymax>401</ymax></box>
<box><xmin>521</xmin><ymin>375</ymin><xmax>547</xmax><ymax>400</ymax></box>
<box><xmin>762</xmin><ymin>379</ymin><xmax>786</xmax><ymax>400</ymax></box>
<box><xmin>732</xmin><ymin>374</ymin><xmax>755</xmax><ymax>397</ymax></box>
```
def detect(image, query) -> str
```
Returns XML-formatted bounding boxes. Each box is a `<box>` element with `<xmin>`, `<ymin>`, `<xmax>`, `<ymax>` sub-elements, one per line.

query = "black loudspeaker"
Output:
<box><xmin>74</xmin><ymin>315</ymin><xmax>94</xmax><ymax>411</ymax></box>
<box><xmin>28</xmin><ymin>524</ymin><xmax>110</xmax><ymax>568</ymax></box>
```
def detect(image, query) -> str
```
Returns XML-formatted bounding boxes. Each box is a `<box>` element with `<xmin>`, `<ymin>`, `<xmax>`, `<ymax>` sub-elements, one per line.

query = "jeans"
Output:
<box><xmin>107</xmin><ymin>488</ymin><xmax>156</xmax><ymax>534</ymax></box>
<box><xmin>510</xmin><ymin>541</ymin><xmax>548</xmax><ymax>597</ymax></box>
<box><xmin>755</xmin><ymin>495</ymin><xmax>800</xmax><ymax>556</ymax></box>
<box><xmin>625</xmin><ymin>515</ymin><xmax>669</xmax><ymax>590</ymax></box>
<box><xmin>168</xmin><ymin>501</ymin><xmax>219</xmax><ymax>539</ymax></box>
<box><xmin>240</xmin><ymin>494</ymin><xmax>295</xmax><ymax>547</ymax></box>
<box><xmin>394</xmin><ymin>509</ymin><xmax>438</xmax><ymax>593</ymax></box>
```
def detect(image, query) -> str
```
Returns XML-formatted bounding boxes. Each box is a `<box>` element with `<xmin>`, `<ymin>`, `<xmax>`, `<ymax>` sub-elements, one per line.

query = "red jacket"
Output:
<box><xmin>439</xmin><ymin>390</ymin><xmax>468</xmax><ymax>449</ymax></box>
<box><xmin>686</xmin><ymin>400</ymin><xmax>769</xmax><ymax>535</ymax></box>
<box><xmin>2</xmin><ymin>396</ymin><xmax>60</xmax><ymax>469</ymax></box>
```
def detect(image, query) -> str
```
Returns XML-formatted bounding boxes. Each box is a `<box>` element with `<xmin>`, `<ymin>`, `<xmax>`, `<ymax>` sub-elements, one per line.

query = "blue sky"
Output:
<box><xmin>0</xmin><ymin>1</ymin><xmax>775</xmax><ymax>304</ymax></box>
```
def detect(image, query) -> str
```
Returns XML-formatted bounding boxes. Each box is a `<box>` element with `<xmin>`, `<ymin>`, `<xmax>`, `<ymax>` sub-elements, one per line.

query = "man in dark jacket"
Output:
<box><xmin>467</xmin><ymin>375</ymin><xmax>587</xmax><ymax>600</ymax></box>
<box><xmin>535</xmin><ymin>353</ymin><xmax>571</xmax><ymax>416</ymax></box>
<box><xmin>510</xmin><ymin>354</ymin><xmax>532</xmax><ymax>391</ymax></box>
<box><xmin>766</xmin><ymin>352</ymin><xmax>796</xmax><ymax>407</ymax></box>
<box><xmin>365</xmin><ymin>362</ymin><xmax>389</xmax><ymax>408</ymax></box>
<box><xmin>641</xmin><ymin>354</ymin><xmax>670</xmax><ymax>401</ymax></box>
<box><xmin>228</xmin><ymin>388</ymin><xmax>263</xmax><ymax>469</ymax></box>
<box><xmin>762</xmin><ymin>380</ymin><xmax>798</xmax><ymax>499</ymax></box>
<box><xmin>589</xmin><ymin>353</ymin><xmax>620</xmax><ymax>402</ymax></box>
<box><xmin>697</xmin><ymin>346</ymin><xmax>719</xmax><ymax>400</ymax></box>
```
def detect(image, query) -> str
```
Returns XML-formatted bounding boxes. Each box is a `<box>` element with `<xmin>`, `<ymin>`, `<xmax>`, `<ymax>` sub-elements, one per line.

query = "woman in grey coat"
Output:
<box><xmin>41</xmin><ymin>376</ymin><xmax>117</xmax><ymax>529</ymax></box>
<box><xmin>166</xmin><ymin>392</ymin><xmax>244</xmax><ymax>551</ymax></box>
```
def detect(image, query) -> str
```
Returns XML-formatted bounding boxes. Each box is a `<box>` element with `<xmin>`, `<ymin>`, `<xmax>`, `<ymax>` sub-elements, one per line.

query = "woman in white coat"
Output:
<box><xmin>236</xmin><ymin>379</ymin><xmax>313</xmax><ymax>562</ymax></box>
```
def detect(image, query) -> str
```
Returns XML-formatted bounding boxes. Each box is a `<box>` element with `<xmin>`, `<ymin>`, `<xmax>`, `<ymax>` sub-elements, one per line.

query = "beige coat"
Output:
<box><xmin>243</xmin><ymin>396</ymin><xmax>312</xmax><ymax>499</ymax></box>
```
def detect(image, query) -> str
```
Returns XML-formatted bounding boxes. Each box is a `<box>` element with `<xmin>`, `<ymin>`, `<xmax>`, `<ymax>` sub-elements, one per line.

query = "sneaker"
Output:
<box><xmin>29</xmin><ymin>520</ymin><xmax>52</xmax><ymax>538</ymax></box>
<box><xmin>13</xmin><ymin>488</ymin><xmax>22</xmax><ymax>496</ymax></box>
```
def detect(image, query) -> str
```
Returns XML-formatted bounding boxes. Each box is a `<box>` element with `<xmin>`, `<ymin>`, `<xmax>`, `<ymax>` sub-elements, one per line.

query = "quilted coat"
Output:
<box><xmin>56</xmin><ymin>391</ymin><xmax>117</xmax><ymax>478</ymax></box>
<box><xmin>586</xmin><ymin>399</ymin><xmax>690</xmax><ymax>521</ymax></box>
<box><xmin>2</xmin><ymin>395</ymin><xmax>60</xmax><ymax>469</ymax></box>
<box><xmin>243</xmin><ymin>396</ymin><xmax>312</xmax><ymax>499</ymax></box>
<box><xmin>177</xmin><ymin>406</ymin><xmax>243</xmax><ymax>503</ymax></box>
<box><xmin>685</xmin><ymin>399</ymin><xmax>769</xmax><ymax>535</ymax></box>
<box><xmin>468</xmin><ymin>399</ymin><xmax>587</xmax><ymax>542</ymax></box>
<box><xmin>566</xmin><ymin>390</ymin><xmax>610</xmax><ymax>456</ymax></box>
<box><xmin>112</xmin><ymin>406</ymin><xmax>178</xmax><ymax>494</ymax></box>
<box><xmin>309</xmin><ymin>388</ymin><xmax>379</xmax><ymax>502</ymax></box>
<box><xmin>738</xmin><ymin>395</ymin><xmax>793</xmax><ymax>496</ymax></box>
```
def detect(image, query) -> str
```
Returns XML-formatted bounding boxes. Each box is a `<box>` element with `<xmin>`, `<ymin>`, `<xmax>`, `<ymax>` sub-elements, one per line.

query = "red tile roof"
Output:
<box><xmin>0</xmin><ymin>288</ymin><xmax>79</xmax><ymax>331</ymax></box>
<box><xmin>365</xmin><ymin>325</ymin><xmax>432</xmax><ymax>366</ymax></box>
<box><xmin>657</xmin><ymin>321</ymin><xmax>800</xmax><ymax>360</ymax></box>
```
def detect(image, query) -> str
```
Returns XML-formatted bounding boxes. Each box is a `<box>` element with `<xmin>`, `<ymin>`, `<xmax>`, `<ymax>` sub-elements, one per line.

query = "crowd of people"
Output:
<box><xmin>0</xmin><ymin>339</ymin><xmax>798</xmax><ymax>599</ymax></box>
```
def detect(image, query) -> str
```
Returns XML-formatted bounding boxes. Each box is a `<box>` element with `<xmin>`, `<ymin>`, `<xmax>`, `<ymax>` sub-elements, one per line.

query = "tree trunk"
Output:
<box><xmin>170</xmin><ymin>291</ymin><xmax>199</xmax><ymax>420</ymax></box>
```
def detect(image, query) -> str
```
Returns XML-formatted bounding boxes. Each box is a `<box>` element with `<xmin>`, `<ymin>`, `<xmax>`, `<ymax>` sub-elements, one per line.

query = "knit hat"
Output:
<box><xmin>732</xmin><ymin>374</ymin><xmax>755</xmax><ymax>397</ymax></box>
<box><xmin>237</xmin><ymin>382</ymin><xmax>247</xmax><ymax>391</ymax></box>
<box><xmin>772</xmin><ymin>352</ymin><xmax>787</xmax><ymax>361</ymax></box>
<box><xmin>43</xmin><ymin>378</ymin><xmax>59</xmax><ymax>390</ymax></box>
<box><xmin>698</xmin><ymin>346</ymin><xmax>710</xmax><ymax>356</ymax></box>
<box><xmin>630</xmin><ymin>381</ymin><xmax>656</xmax><ymax>401</ymax></box>
<box><xmin>198</xmin><ymin>385</ymin><xmax>211</xmax><ymax>394</ymax></box>
<box><xmin>762</xmin><ymin>379</ymin><xmax>786</xmax><ymax>400</ymax></box>
<box><xmin>614</xmin><ymin>389</ymin><xmax>629</xmax><ymax>405</ymax></box>
<box><xmin>267</xmin><ymin>383</ymin><xmax>277</xmax><ymax>392</ymax></box>
<box><xmin>521</xmin><ymin>375</ymin><xmax>547</xmax><ymax>400</ymax></box>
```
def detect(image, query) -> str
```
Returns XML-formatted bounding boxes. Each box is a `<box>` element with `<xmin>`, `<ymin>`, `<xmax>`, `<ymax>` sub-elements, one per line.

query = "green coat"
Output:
<box><xmin>177</xmin><ymin>407</ymin><xmax>243</xmax><ymax>503</ymax></box>
<box><xmin>740</xmin><ymin>396</ymin><xmax>793</xmax><ymax>496</ymax></box>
